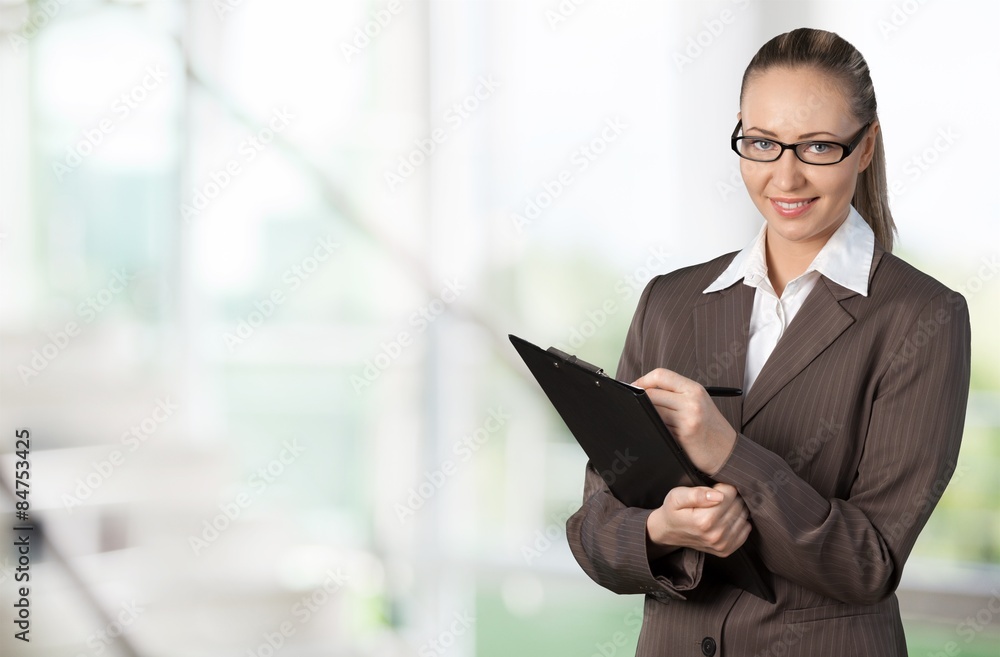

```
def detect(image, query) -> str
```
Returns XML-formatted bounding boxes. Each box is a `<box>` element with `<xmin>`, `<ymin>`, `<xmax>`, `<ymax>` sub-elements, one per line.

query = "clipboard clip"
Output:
<box><xmin>546</xmin><ymin>347</ymin><xmax>606</xmax><ymax>376</ymax></box>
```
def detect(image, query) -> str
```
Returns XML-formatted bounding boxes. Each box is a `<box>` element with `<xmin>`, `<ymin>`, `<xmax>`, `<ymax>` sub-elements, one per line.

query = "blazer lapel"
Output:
<box><xmin>741</xmin><ymin>245</ymin><xmax>886</xmax><ymax>425</ymax></box>
<box><xmin>740</xmin><ymin>277</ymin><xmax>857</xmax><ymax>426</ymax></box>
<box><xmin>693</xmin><ymin>282</ymin><xmax>754</xmax><ymax>431</ymax></box>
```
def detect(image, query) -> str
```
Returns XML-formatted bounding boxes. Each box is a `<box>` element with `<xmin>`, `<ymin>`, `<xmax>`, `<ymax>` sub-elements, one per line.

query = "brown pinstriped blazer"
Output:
<box><xmin>566</xmin><ymin>243</ymin><xmax>971</xmax><ymax>656</ymax></box>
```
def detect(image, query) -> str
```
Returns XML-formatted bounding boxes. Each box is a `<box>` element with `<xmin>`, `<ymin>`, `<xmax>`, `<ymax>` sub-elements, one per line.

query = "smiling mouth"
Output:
<box><xmin>773</xmin><ymin>199</ymin><xmax>816</xmax><ymax>209</ymax></box>
<box><xmin>769</xmin><ymin>197</ymin><xmax>818</xmax><ymax>217</ymax></box>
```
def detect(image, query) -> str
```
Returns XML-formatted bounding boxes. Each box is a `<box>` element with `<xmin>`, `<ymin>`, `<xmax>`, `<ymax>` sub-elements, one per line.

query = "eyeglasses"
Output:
<box><xmin>731</xmin><ymin>120</ymin><xmax>872</xmax><ymax>165</ymax></box>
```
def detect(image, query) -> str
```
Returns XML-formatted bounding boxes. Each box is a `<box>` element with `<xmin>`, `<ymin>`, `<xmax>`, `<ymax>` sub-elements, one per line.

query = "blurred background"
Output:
<box><xmin>0</xmin><ymin>0</ymin><xmax>997</xmax><ymax>655</ymax></box>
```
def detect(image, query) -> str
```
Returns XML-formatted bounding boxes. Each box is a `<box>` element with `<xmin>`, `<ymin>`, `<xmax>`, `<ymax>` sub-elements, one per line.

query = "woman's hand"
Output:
<box><xmin>646</xmin><ymin>484</ymin><xmax>752</xmax><ymax>558</ymax></box>
<box><xmin>632</xmin><ymin>368</ymin><xmax>738</xmax><ymax>475</ymax></box>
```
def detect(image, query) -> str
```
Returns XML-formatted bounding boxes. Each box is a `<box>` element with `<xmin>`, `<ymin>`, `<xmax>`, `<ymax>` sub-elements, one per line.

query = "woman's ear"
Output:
<box><xmin>858</xmin><ymin>120</ymin><xmax>880</xmax><ymax>173</ymax></box>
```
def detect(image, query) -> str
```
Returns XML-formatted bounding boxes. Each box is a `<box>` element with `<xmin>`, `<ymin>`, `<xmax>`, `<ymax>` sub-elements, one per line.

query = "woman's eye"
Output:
<box><xmin>807</xmin><ymin>142</ymin><xmax>831</xmax><ymax>154</ymax></box>
<box><xmin>751</xmin><ymin>139</ymin><xmax>776</xmax><ymax>151</ymax></box>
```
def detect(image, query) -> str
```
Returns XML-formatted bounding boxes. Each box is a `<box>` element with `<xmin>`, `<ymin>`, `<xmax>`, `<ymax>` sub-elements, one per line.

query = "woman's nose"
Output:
<box><xmin>769</xmin><ymin>148</ymin><xmax>807</xmax><ymax>190</ymax></box>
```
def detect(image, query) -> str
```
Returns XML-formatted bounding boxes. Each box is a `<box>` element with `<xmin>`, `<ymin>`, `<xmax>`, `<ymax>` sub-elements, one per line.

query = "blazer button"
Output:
<box><xmin>701</xmin><ymin>637</ymin><xmax>717</xmax><ymax>656</ymax></box>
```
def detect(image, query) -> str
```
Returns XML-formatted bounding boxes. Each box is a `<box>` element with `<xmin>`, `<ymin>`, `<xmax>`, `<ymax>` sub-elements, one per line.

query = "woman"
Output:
<box><xmin>566</xmin><ymin>28</ymin><xmax>970</xmax><ymax>656</ymax></box>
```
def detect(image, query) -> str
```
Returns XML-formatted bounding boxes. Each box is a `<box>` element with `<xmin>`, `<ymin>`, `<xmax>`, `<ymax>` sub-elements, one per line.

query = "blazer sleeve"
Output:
<box><xmin>713</xmin><ymin>290</ymin><xmax>971</xmax><ymax>605</ymax></box>
<box><xmin>565</xmin><ymin>276</ymin><xmax>705</xmax><ymax>599</ymax></box>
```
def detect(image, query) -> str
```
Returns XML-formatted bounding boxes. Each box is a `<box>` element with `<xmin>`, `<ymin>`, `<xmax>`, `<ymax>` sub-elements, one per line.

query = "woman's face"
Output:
<box><xmin>738</xmin><ymin>66</ymin><xmax>878</xmax><ymax>253</ymax></box>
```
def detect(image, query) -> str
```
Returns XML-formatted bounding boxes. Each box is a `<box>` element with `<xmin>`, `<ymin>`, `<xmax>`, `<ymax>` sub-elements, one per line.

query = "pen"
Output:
<box><xmin>705</xmin><ymin>386</ymin><xmax>743</xmax><ymax>397</ymax></box>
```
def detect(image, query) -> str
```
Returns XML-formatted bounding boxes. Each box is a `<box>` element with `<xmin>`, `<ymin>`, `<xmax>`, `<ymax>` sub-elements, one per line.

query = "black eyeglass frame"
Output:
<box><xmin>730</xmin><ymin>119</ymin><xmax>872</xmax><ymax>165</ymax></box>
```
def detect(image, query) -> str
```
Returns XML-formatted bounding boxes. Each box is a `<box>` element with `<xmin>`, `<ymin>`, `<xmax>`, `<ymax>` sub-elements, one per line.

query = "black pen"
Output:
<box><xmin>705</xmin><ymin>386</ymin><xmax>743</xmax><ymax>397</ymax></box>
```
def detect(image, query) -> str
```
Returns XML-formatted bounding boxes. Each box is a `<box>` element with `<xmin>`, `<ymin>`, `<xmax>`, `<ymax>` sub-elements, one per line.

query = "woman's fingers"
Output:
<box><xmin>632</xmin><ymin>367</ymin><xmax>697</xmax><ymax>393</ymax></box>
<box><xmin>665</xmin><ymin>486</ymin><xmax>724</xmax><ymax>510</ymax></box>
<box><xmin>648</xmin><ymin>485</ymin><xmax>752</xmax><ymax>557</ymax></box>
<box><xmin>633</xmin><ymin>369</ymin><xmax>738</xmax><ymax>475</ymax></box>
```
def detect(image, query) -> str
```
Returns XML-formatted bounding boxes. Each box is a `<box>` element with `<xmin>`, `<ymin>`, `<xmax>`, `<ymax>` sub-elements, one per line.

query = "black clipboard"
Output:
<box><xmin>510</xmin><ymin>334</ymin><xmax>775</xmax><ymax>603</ymax></box>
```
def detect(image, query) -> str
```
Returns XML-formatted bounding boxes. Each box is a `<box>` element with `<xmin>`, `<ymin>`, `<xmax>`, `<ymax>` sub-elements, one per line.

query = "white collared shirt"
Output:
<box><xmin>703</xmin><ymin>206</ymin><xmax>875</xmax><ymax>393</ymax></box>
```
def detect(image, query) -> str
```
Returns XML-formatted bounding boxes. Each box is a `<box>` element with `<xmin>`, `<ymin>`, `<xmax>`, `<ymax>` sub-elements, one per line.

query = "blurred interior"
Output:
<box><xmin>0</xmin><ymin>0</ymin><xmax>998</xmax><ymax>655</ymax></box>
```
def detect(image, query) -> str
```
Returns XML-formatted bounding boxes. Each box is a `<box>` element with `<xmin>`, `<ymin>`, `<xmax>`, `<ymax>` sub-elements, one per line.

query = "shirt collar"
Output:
<box><xmin>703</xmin><ymin>205</ymin><xmax>875</xmax><ymax>296</ymax></box>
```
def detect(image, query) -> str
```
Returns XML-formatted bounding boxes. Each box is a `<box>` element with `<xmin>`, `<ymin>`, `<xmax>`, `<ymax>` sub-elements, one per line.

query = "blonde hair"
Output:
<box><xmin>740</xmin><ymin>28</ymin><xmax>896</xmax><ymax>251</ymax></box>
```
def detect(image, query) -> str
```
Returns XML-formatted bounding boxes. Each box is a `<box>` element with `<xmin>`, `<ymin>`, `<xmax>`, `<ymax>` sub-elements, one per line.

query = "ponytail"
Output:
<box><xmin>853</xmin><ymin>121</ymin><xmax>894</xmax><ymax>251</ymax></box>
